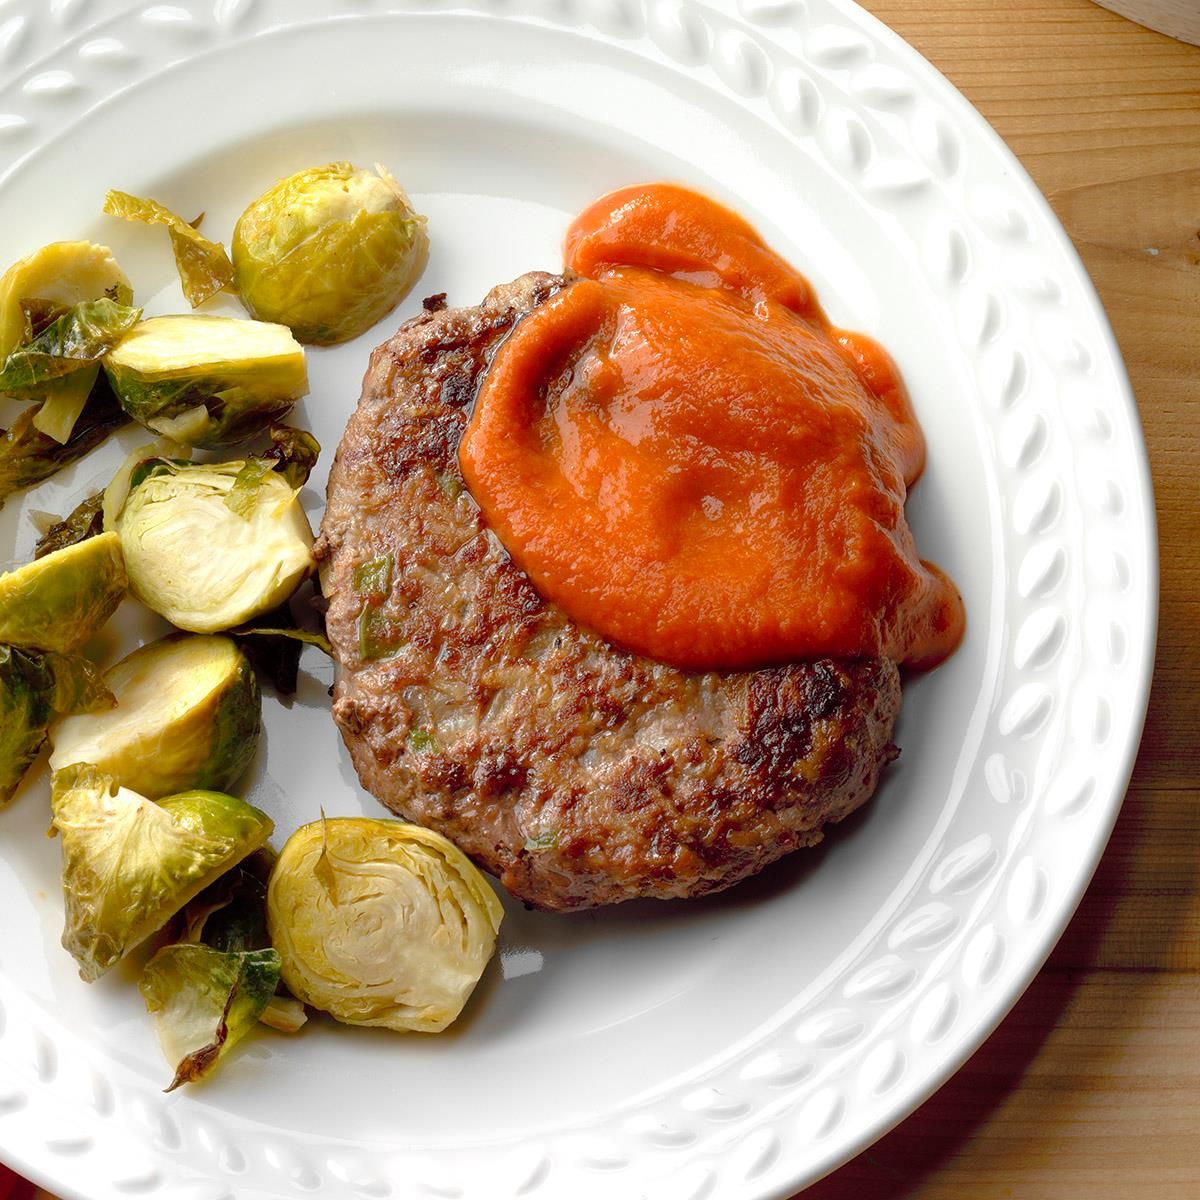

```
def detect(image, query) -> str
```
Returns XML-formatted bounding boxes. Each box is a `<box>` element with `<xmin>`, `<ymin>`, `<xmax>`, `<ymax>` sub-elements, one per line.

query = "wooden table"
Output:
<box><xmin>802</xmin><ymin>1</ymin><xmax>1200</xmax><ymax>1196</ymax></box>
<box><xmin>2</xmin><ymin>2</ymin><xmax>1195</xmax><ymax>1199</ymax></box>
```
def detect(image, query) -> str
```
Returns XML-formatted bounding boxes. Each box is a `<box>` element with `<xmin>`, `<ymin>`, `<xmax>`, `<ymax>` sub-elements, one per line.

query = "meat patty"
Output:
<box><xmin>316</xmin><ymin>271</ymin><xmax>902</xmax><ymax>911</ymax></box>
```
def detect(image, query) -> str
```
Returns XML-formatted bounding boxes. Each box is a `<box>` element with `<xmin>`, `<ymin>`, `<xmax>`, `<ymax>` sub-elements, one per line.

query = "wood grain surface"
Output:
<box><xmin>2</xmin><ymin>2</ymin><xmax>1196</xmax><ymax>1199</ymax></box>
<box><xmin>803</xmin><ymin>0</ymin><xmax>1200</xmax><ymax>1196</ymax></box>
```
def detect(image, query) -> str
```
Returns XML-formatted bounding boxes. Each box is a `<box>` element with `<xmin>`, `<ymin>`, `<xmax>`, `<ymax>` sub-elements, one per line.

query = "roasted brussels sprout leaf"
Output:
<box><xmin>42</xmin><ymin>651</ymin><xmax>116</xmax><ymax>718</ymax></box>
<box><xmin>111</xmin><ymin>456</ymin><xmax>314</xmax><ymax>632</ymax></box>
<box><xmin>51</xmin><ymin>763</ymin><xmax>274</xmax><ymax>981</ymax></box>
<box><xmin>267</xmin><ymin>818</ymin><xmax>504</xmax><ymax>1032</ymax></box>
<box><xmin>182</xmin><ymin>847</ymin><xmax>275</xmax><ymax>952</ymax></box>
<box><xmin>103</xmin><ymin>314</ymin><xmax>308</xmax><ymax>448</ymax></box>
<box><xmin>20</xmin><ymin>298</ymin><xmax>69</xmax><ymax>342</ymax></box>
<box><xmin>0</xmin><ymin>646</ymin><xmax>53</xmax><ymax>808</ymax></box>
<box><xmin>0</xmin><ymin>374</ymin><xmax>129</xmax><ymax>507</ymax></box>
<box><xmin>262</xmin><ymin>423</ymin><xmax>320</xmax><ymax>490</ymax></box>
<box><xmin>232</xmin><ymin>162</ymin><xmax>428</xmax><ymax>345</ymax></box>
<box><xmin>0</xmin><ymin>241</ymin><xmax>132</xmax><ymax>363</ymax></box>
<box><xmin>0</xmin><ymin>647</ymin><xmax>114</xmax><ymax>808</ymax></box>
<box><xmin>0</xmin><ymin>298</ymin><xmax>141</xmax><ymax>396</ymax></box>
<box><xmin>50</xmin><ymin>633</ymin><xmax>261</xmax><ymax>800</ymax></box>
<box><xmin>232</xmin><ymin>605</ymin><xmax>331</xmax><ymax>697</ymax></box>
<box><xmin>34</xmin><ymin>492</ymin><xmax>105</xmax><ymax>559</ymax></box>
<box><xmin>103</xmin><ymin>190</ymin><xmax>235</xmax><ymax>309</ymax></box>
<box><xmin>0</xmin><ymin>530</ymin><xmax>126</xmax><ymax>653</ymax></box>
<box><xmin>140</xmin><ymin>943</ymin><xmax>281</xmax><ymax>1090</ymax></box>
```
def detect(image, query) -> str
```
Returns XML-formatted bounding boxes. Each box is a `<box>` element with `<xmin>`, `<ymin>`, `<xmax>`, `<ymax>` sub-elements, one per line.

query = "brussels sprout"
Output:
<box><xmin>140</xmin><ymin>944</ymin><xmax>281</xmax><ymax>1090</ymax></box>
<box><xmin>0</xmin><ymin>531</ymin><xmax>126</xmax><ymax>653</ymax></box>
<box><xmin>0</xmin><ymin>647</ymin><xmax>114</xmax><ymax>808</ymax></box>
<box><xmin>34</xmin><ymin>492</ymin><xmax>105</xmax><ymax>559</ymax></box>
<box><xmin>103</xmin><ymin>315</ymin><xmax>308</xmax><ymax>448</ymax></box>
<box><xmin>103</xmin><ymin>190</ymin><xmax>234</xmax><ymax>309</ymax></box>
<box><xmin>110</xmin><ymin>456</ymin><xmax>314</xmax><ymax>632</ymax></box>
<box><xmin>0</xmin><ymin>374</ymin><xmax>129</xmax><ymax>508</ymax></box>
<box><xmin>232</xmin><ymin>162</ymin><xmax>428</xmax><ymax>345</ymax></box>
<box><xmin>0</xmin><ymin>241</ymin><xmax>132</xmax><ymax>364</ymax></box>
<box><xmin>267</xmin><ymin>818</ymin><xmax>503</xmax><ymax>1032</ymax></box>
<box><xmin>49</xmin><ymin>633</ymin><xmax>261</xmax><ymax>799</ymax></box>
<box><xmin>50</xmin><ymin>763</ymin><xmax>273</xmax><ymax>980</ymax></box>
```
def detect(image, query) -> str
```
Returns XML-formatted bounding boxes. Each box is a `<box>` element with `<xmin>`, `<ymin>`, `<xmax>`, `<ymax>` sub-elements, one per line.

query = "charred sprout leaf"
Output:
<box><xmin>262</xmin><ymin>423</ymin><xmax>319</xmax><ymax>490</ymax></box>
<box><xmin>51</xmin><ymin>763</ymin><xmax>274</xmax><ymax>980</ymax></box>
<box><xmin>111</xmin><ymin>457</ymin><xmax>315</xmax><ymax>631</ymax></box>
<box><xmin>50</xmin><ymin>633</ymin><xmax>261</xmax><ymax>800</ymax></box>
<box><xmin>267</xmin><ymin>818</ymin><xmax>503</xmax><ymax>1032</ymax></box>
<box><xmin>103</xmin><ymin>190</ymin><xmax>235</xmax><ymax>308</ymax></box>
<box><xmin>0</xmin><ymin>644</ymin><xmax>117</xmax><ymax>809</ymax></box>
<box><xmin>0</xmin><ymin>373</ymin><xmax>129</xmax><ymax>508</ymax></box>
<box><xmin>183</xmin><ymin>847</ymin><xmax>275</xmax><ymax>953</ymax></box>
<box><xmin>0</xmin><ymin>242</ymin><xmax>131</xmax><ymax>363</ymax></box>
<box><xmin>231</xmin><ymin>608</ymin><xmax>331</xmax><ymax>697</ymax></box>
<box><xmin>0</xmin><ymin>531</ymin><xmax>126</xmax><ymax>653</ymax></box>
<box><xmin>34</xmin><ymin>492</ymin><xmax>105</xmax><ymax>559</ymax></box>
<box><xmin>21</xmin><ymin>298</ymin><xmax>69</xmax><ymax>342</ymax></box>
<box><xmin>234</xmin><ymin>626</ymin><xmax>331</xmax><ymax>653</ymax></box>
<box><xmin>102</xmin><ymin>315</ymin><xmax>308</xmax><ymax>448</ymax></box>
<box><xmin>0</xmin><ymin>299</ymin><xmax>142</xmax><ymax>395</ymax></box>
<box><xmin>140</xmin><ymin>944</ymin><xmax>281</xmax><ymax>1090</ymax></box>
<box><xmin>232</xmin><ymin>163</ymin><xmax>428</xmax><ymax>345</ymax></box>
<box><xmin>0</xmin><ymin>645</ymin><xmax>53</xmax><ymax>808</ymax></box>
<box><xmin>30</xmin><ymin>365</ymin><xmax>100</xmax><ymax>444</ymax></box>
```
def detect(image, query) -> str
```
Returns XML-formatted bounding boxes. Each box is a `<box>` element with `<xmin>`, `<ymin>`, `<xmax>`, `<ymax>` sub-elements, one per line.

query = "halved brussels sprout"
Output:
<box><xmin>140</xmin><ymin>944</ymin><xmax>281</xmax><ymax>1090</ymax></box>
<box><xmin>232</xmin><ymin>162</ymin><xmax>428</xmax><ymax>345</ymax></box>
<box><xmin>267</xmin><ymin>818</ymin><xmax>503</xmax><ymax>1032</ymax></box>
<box><xmin>0</xmin><ymin>647</ymin><xmax>114</xmax><ymax>808</ymax></box>
<box><xmin>0</xmin><ymin>241</ymin><xmax>132</xmax><ymax>364</ymax></box>
<box><xmin>0</xmin><ymin>531</ymin><xmax>126</xmax><ymax>653</ymax></box>
<box><xmin>49</xmin><ymin>633</ymin><xmax>261</xmax><ymax>799</ymax></box>
<box><xmin>51</xmin><ymin>763</ymin><xmax>273</xmax><ymax>980</ymax></box>
<box><xmin>110</xmin><ymin>457</ymin><xmax>315</xmax><ymax>632</ymax></box>
<box><xmin>103</xmin><ymin>315</ymin><xmax>308</xmax><ymax>448</ymax></box>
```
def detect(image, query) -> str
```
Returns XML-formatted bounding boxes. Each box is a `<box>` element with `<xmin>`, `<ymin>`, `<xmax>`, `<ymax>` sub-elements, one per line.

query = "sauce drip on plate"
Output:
<box><xmin>459</xmin><ymin>184</ymin><xmax>964</xmax><ymax>671</ymax></box>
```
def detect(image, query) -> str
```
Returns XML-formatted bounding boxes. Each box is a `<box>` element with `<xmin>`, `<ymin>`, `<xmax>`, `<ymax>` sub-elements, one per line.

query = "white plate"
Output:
<box><xmin>0</xmin><ymin>3</ymin><xmax>1155</xmax><ymax>1199</ymax></box>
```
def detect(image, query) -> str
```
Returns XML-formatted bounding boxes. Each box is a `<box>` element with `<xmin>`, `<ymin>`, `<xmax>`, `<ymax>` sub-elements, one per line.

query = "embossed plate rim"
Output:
<box><xmin>0</xmin><ymin>1</ymin><xmax>1156</xmax><ymax>1198</ymax></box>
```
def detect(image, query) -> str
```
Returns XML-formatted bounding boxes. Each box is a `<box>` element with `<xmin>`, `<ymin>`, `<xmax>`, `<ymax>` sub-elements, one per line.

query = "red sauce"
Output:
<box><xmin>459</xmin><ymin>184</ymin><xmax>964</xmax><ymax>671</ymax></box>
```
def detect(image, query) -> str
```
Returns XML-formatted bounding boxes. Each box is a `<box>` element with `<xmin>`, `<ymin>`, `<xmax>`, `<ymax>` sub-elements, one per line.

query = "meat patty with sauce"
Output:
<box><xmin>315</xmin><ymin>271</ymin><xmax>902</xmax><ymax>911</ymax></box>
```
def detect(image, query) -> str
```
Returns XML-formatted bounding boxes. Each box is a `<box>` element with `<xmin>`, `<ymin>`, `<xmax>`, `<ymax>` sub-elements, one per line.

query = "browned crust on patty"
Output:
<box><xmin>316</xmin><ymin>272</ymin><xmax>902</xmax><ymax>911</ymax></box>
